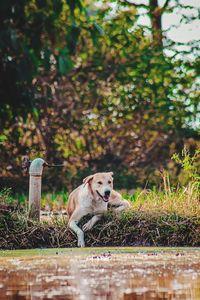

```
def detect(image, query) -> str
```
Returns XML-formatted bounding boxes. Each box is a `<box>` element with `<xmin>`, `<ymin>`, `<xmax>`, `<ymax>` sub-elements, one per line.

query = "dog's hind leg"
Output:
<box><xmin>68</xmin><ymin>209</ymin><xmax>87</xmax><ymax>247</ymax></box>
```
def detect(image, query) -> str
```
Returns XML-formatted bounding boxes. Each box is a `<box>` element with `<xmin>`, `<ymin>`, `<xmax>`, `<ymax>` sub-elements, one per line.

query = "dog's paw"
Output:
<box><xmin>82</xmin><ymin>221</ymin><xmax>92</xmax><ymax>232</ymax></box>
<box><xmin>77</xmin><ymin>231</ymin><xmax>85</xmax><ymax>247</ymax></box>
<box><xmin>77</xmin><ymin>238</ymin><xmax>85</xmax><ymax>248</ymax></box>
<box><xmin>78</xmin><ymin>241</ymin><xmax>85</xmax><ymax>247</ymax></box>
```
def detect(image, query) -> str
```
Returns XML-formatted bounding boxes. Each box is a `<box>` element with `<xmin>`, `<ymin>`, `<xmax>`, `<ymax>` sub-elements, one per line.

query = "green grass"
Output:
<box><xmin>0</xmin><ymin>188</ymin><xmax>13</xmax><ymax>205</ymax></box>
<box><xmin>123</xmin><ymin>183</ymin><xmax>200</xmax><ymax>217</ymax></box>
<box><xmin>0</xmin><ymin>247</ymin><xmax>199</xmax><ymax>257</ymax></box>
<box><xmin>5</xmin><ymin>190</ymin><xmax>69</xmax><ymax>211</ymax></box>
<box><xmin>1</xmin><ymin>182</ymin><xmax>199</xmax><ymax>218</ymax></box>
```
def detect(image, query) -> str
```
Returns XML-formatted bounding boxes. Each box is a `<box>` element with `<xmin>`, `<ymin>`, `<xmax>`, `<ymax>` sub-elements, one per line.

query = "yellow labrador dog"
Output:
<box><xmin>67</xmin><ymin>172</ymin><xmax>130</xmax><ymax>247</ymax></box>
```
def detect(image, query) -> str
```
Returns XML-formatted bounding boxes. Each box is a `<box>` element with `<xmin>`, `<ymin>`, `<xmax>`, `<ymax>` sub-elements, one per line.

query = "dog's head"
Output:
<box><xmin>83</xmin><ymin>172</ymin><xmax>113</xmax><ymax>202</ymax></box>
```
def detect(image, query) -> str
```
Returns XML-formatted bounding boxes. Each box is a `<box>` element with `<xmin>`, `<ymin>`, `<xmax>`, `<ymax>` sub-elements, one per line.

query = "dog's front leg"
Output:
<box><xmin>114</xmin><ymin>199</ymin><xmax>130</xmax><ymax>211</ymax></box>
<box><xmin>109</xmin><ymin>196</ymin><xmax>131</xmax><ymax>212</ymax></box>
<box><xmin>82</xmin><ymin>215</ymin><xmax>102</xmax><ymax>232</ymax></box>
<box><xmin>68</xmin><ymin>209</ymin><xmax>87</xmax><ymax>247</ymax></box>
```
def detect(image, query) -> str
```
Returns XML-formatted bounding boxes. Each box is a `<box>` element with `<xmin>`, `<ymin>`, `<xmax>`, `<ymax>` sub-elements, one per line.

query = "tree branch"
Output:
<box><xmin>122</xmin><ymin>0</ymin><xmax>148</xmax><ymax>9</ymax></box>
<box><xmin>162</xmin><ymin>0</ymin><xmax>171</xmax><ymax>12</ymax></box>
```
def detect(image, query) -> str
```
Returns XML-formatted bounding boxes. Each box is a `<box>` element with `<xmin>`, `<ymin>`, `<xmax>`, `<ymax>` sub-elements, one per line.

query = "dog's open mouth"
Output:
<box><xmin>96</xmin><ymin>190</ymin><xmax>110</xmax><ymax>202</ymax></box>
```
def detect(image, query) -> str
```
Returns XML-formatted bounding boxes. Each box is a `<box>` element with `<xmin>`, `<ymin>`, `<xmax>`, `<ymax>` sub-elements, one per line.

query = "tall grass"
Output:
<box><xmin>124</xmin><ymin>149</ymin><xmax>200</xmax><ymax>217</ymax></box>
<box><xmin>5</xmin><ymin>180</ymin><xmax>199</xmax><ymax>218</ymax></box>
<box><xmin>124</xmin><ymin>182</ymin><xmax>199</xmax><ymax>217</ymax></box>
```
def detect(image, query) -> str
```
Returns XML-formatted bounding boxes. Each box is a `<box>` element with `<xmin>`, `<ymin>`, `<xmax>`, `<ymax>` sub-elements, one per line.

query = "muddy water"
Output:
<box><xmin>0</xmin><ymin>248</ymin><xmax>199</xmax><ymax>300</ymax></box>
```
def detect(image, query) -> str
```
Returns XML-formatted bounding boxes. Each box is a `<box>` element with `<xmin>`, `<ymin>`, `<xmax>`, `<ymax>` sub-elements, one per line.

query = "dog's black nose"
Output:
<box><xmin>105</xmin><ymin>190</ymin><xmax>111</xmax><ymax>196</ymax></box>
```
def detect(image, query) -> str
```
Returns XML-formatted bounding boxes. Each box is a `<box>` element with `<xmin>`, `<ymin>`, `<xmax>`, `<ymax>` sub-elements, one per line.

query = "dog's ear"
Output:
<box><xmin>109</xmin><ymin>172</ymin><xmax>114</xmax><ymax>177</ymax></box>
<box><xmin>83</xmin><ymin>175</ymin><xmax>94</xmax><ymax>186</ymax></box>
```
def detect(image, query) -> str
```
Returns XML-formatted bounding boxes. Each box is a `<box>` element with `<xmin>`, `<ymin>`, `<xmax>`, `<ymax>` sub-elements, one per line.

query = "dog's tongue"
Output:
<box><xmin>104</xmin><ymin>195</ymin><xmax>110</xmax><ymax>202</ymax></box>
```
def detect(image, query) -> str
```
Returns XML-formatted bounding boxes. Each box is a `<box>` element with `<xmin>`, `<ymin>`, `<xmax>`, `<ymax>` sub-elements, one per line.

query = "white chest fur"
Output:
<box><xmin>78</xmin><ymin>184</ymin><xmax>108</xmax><ymax>214</ymax></box>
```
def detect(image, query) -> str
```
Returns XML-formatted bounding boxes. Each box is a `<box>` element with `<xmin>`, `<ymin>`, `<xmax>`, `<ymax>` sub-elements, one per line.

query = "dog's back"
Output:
<box><xmin>67</xmin><ymin>186</ymin><xmax>80</xmax><ymax>217</ymax></box>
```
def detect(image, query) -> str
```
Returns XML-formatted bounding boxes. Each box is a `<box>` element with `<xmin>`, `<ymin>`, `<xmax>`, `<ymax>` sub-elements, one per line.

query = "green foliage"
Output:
<box><xmin>172</xmin><ymin>148</ymin><xmax>200</xmax><ymax>186</ymax></box>
<box><xmin>0</xmin><ymin>188</ymin><xmax>13</xmax><ymax>205</ymax></box>
<box><xmin>0</xmin><ymin>0</ymin><xmax>99</xmax><ymax>121</ymax></box>
<box><xmin>0</xmin><ymin>0</ymin><xmax>199</xmax><ymax>189</ymax></box>
<box><xmin>58</xmin><ymin>49</ymin><xmax>73</xmax><ymax>75</ymax></box>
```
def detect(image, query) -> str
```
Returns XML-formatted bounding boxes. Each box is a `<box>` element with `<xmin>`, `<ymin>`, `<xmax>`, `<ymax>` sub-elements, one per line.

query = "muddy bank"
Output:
<box><xmin>0</xmin><ymin>211</ymin><xmax>199</xmax><ymax>249</ymax></box>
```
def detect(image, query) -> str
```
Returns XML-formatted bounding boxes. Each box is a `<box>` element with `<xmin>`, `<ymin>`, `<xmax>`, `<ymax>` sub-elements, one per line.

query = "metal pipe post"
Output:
<box><xmin>28</xmin><ymin>158</ymin><xmax>45</xmax><ymax>221</ymax></box>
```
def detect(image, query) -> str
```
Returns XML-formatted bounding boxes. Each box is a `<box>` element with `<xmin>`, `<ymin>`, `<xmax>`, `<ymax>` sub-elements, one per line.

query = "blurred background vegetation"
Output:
<box><xmin>0</xmin><ymin>0</ymin><xmax>199</xmax><ymax>194</ymax></box>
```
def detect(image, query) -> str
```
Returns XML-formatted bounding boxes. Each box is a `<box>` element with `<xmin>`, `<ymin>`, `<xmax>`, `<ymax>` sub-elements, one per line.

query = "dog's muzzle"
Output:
<box><xmin>96</xmin><ymin>190</ymin><xmax>111</xmax><ymax>202</ymax></box>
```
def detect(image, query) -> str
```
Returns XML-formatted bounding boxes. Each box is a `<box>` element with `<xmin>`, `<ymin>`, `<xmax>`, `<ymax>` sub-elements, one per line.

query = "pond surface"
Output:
<box><xmin>0</xmin><ymin>247</ymin><xmax>199</xmax><ymax>300</ymax></box>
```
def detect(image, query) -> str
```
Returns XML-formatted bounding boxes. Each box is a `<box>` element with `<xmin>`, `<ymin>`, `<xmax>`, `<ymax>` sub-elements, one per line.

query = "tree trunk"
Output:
<box><xmin>149</xmin><ymin>0</ymin><xmax>163</xmax><ymax>50</ymax></box>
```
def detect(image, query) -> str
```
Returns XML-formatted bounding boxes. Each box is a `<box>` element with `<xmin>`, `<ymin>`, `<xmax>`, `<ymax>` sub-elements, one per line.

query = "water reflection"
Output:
<box><xmin>0</xmin><ymin>249</ymin><xmax>199</xmax><ymax>300</ymax></box>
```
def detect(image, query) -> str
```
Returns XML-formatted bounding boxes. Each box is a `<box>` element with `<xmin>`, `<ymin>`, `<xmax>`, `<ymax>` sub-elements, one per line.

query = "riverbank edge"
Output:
<box><xmin>0</xmin><ymin>211</ymin><xmax>199</xmax><ymax>249</ymax></box>
<box><xmin>0</xmin><ymin>247</ymin><xmax>200</xmax><ymax>257</ymax></box>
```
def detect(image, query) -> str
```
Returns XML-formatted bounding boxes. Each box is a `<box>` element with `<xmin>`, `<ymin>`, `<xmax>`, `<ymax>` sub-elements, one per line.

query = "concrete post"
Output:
<box><xmin>28</xmin><ymin>158</ymin><xmax>45</xmax><ymax>221</ymax></box>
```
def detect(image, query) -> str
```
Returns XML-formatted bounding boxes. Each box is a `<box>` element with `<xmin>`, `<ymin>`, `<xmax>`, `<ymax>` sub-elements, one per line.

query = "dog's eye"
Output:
<box><xmin>108</xmin><ymin>180</ymin><xmax>111</xmax><ymax>184</ymax></box>
<box><xmin>98</xmin><ymin>181</ymin><xmax>102</xmax><ymax>185</ymax></box>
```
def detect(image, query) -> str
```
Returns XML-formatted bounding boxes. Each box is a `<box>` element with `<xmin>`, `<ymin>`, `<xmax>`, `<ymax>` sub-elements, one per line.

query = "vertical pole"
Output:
<box><xmin>29</xmin><ymin>158</ymin><xmax>45</xmax><ymax>221</ymax></box>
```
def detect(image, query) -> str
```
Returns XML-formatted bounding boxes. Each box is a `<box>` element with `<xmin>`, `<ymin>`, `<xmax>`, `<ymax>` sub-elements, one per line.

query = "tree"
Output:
<box><xmin>122</xmin><ymin>0</ymin><xmax>200</xmax><ymax>56</ymax></box>
<box><xmin>0</xmin><ymin>0</ymin><xmax>199</xmax><ymax>189</ymax></box>
<box><xmin>0</xmin><ymin>0</ymin><xmax>97</xmax><ymax>125</ymax></box>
